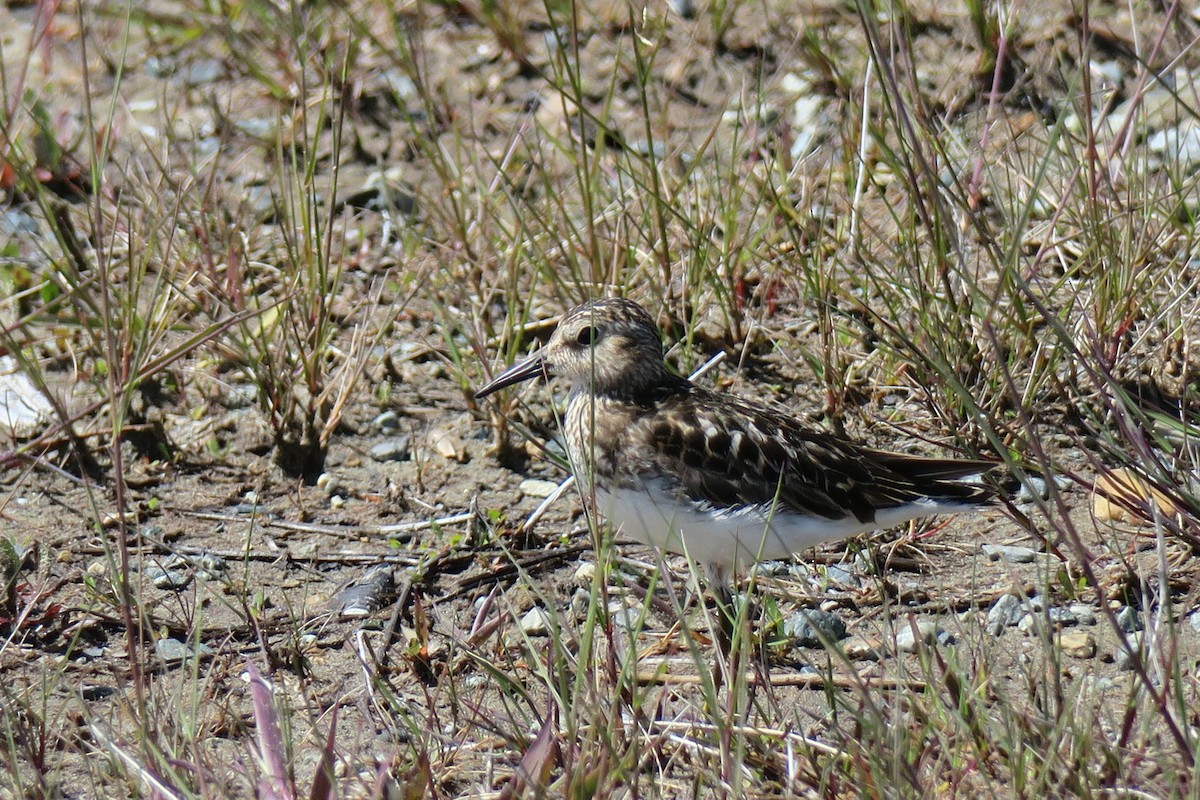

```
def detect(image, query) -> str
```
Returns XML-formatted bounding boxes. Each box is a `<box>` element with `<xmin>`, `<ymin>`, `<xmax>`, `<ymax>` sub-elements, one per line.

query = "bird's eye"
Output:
<box><xmin>575</xmin><ymin>326</ymin><xmax>599</xmax><ymax>346</ymax></box>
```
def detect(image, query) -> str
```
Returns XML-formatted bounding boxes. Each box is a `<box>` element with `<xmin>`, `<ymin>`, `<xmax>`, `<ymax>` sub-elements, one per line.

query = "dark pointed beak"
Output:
<box><xmin>474</xmin><ymin>349</ymin><xmax>548</xmax><ymax>398</ymax></box>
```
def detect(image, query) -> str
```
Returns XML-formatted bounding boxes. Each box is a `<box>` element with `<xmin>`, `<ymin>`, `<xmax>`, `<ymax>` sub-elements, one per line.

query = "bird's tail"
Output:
<box><xmin>870</xmin><ymin>452</ymin><xmax>1040</xmax><ymax>506</ymax></box>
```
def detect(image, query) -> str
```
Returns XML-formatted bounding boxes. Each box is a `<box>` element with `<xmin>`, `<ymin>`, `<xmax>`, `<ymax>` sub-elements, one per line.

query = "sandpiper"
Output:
<box><xmin>476</xmin><ymin>298</ymin><xmax>1004</xmax><ymax>586</ymax></box>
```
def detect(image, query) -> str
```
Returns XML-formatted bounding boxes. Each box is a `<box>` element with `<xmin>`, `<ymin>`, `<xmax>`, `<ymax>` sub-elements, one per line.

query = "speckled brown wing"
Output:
<box><xmin>631</xmin><ymin>385</ymin><xmax>997</xmax><ymax>522</ymax></box>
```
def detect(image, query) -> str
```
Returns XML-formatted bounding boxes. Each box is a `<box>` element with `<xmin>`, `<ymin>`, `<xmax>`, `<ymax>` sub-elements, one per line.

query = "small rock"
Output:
<box><xmin>987</xmin><ymin>594</ymin><xmax>1025</xmax><ymax>635</ymax></box>
<box><xmin>1114</xmin><ymin>633</ymin><xmax>1144</xmax><ymax>671</ymax></box>
<box><xmin>370</xmin><ymin>436</ymin><xmax>411</xmax><ymax>462</ymax></box>
<box><xmin>520</xmin><ymin>607</ymin><xmax>553</xmax><ymax>636</ymax></box>
<box><xmin>1115</xmin><ymin>606</ymin><xmax>1144</xmax><ymax>632</ymax></box>
<box><xmin>382</xmin><ymin>70</ymin><xmax>417</xmax><ymax>100</ymax></box>
<box><xmin>154</xmin><ymin>638</ymin><xmax>190</xmax><ymax>663</ymax></box>
<box><xmin>823</xmin><ymin>565</ymin><xmax>859</xmax><ymax>587</ymax></box>
<box><xmin>783</xmin><ymin>609</ymin><xmax>848</xmax><ymax>648</ymax></box>
<box><xmin>244</xmin><ymin>185</ymin><xmax>278</xmax><ymax>223</ymax></box>
<box><xmin>316</xmin><ymin>472</ymin><xmax>339</xmax><ymax>496</ymax></box>
<box><xmin>78</xmin><ymin>684</ymin><xmax>116</xmax><ymax>701</ymax></box>
<box><xmin>155</xmin><ymin>637</ymin><xmax>212</xmax><ymax>663</ymax></box>
<box><xmin>1</xmin><ymin>208</ymin><xmax>38</xmax><ymax>236</ymax></box>
<box><xmin>339</xmin><ymin>567</ymin><xmax>396</xmax><ymax>618</ymax></box>
<box><xmin>1017</xmin><ymin>614</ymin><xmax>1038</xmax><ymax>634</ymax></box>
<box><xmin>668</xmin><ymin>0</ymin><xmax>696</xmax><ymax>18</ymax></box>
<box><xmin>338</xmin><ymin>167</ymin><xmax>418</xmax><ymax>215</ymax></box>
<box><xmin>1148</xmin><ymin>122</ymin><xmax>1200</xmax><ymax>167</ymax></box>
<box><xmin>519</xmin><ymin>479</ymin><xmax>560</xmax><ymax>499</ymax></box>
<box><xmin>1047</xmin><ymin>607</ymin><xmax>1078</xmax><ymax>627</ymax></box>
<box><xmin>426</xmin><ymin>425</ymin><xmax>465</xmax><ymax>461</ymax></box>
<box><xmin>569</xmin><ymin>587</ymin><xmax>590</xmax><ymax>617</ymax></box>
<box><xmin>221</xmin><ymin>385</ymin><xmax>258</xmax><ymax>409</ymax></box>
<box><xmin>0</xmin><ymin>356</ymin><xmax>55</xmax><ymax>437</ymax></box>
<box><xmin>146</xmin><ymin>566</ymin><xmax>192</xmax><ymax>591</ymax></box>
<box><xmin>1015</xmin><ymin>474</ymin><xmax>1067</xmax><ymax>502</ymax></box>
<box><xmin>612</xmin><ymin>607</ymin><xmax>642</xmax><ymax>631</ymax></box>
<box><xmin>1059</xmin><ymin>631</ymin><xmax>1097</xmax><ymax>659</ymax></box>
<box><xmin>748</xmin><ymin>561</ymin><xmax>792</xmax><ymax>578</ymax></box>
<box><xmin>1069</xmin><ymin>604</ymin><xmax>1097</xmax><ymax>626</ymax></box>
<box><xmin>192</xmin><ymin>553</ymin><xmax>227</xmax><ymax>581</ymax></box>
<box><xmin>183</xmin><ymin>58</ymin><xmax>225</xmax><ymax>86</ymax></box>
<box><xmin>842</xmin><ymin>635</ymin><xmax>883</xmax><ymax>661</ymax></box>
<box><xmin>634</xmin><ymin>139</ymin><xmax>670</xmax><ymax>159</ymax></box>
<box><xmin>235</xmin><ymin>117</ymin><xmax>277</xmax><ymax>140</ymax></box>
<box><xmin>895</xmin><ymin>620</ymin><xmax>940</xmax><ymax>652</ymax></box>
<box><xmin>981</xmin><ymin>544</ymin><xmax>1038</xmax><ymax>564</ymax></box>
<box><xmin>144</xmin><ymin>55</ymin><xmax>176</xmax><ymax>78</ymax></box>
<box><xmin>573</xmin><ymin>562</ymin><xmax>596</xmax><ymax>587</ymax></box>
<box><xmin>373</xmin><ymin>410</ymin><xmax>400</xmax><ymax>432</ymax></box>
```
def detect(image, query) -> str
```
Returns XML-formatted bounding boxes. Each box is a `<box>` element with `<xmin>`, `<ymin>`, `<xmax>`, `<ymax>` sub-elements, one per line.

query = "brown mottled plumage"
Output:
<box><xmin>476</xmin><ymin>298</ymin><xmax>1001</xmax><ymax>581</ymax></box>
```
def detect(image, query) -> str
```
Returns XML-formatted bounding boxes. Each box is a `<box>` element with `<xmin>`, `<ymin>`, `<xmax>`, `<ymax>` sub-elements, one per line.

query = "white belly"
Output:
<box><xmin>594</xmin><ymin>483</ymin><xmax>973</xmax><ymax>576</ymax></box>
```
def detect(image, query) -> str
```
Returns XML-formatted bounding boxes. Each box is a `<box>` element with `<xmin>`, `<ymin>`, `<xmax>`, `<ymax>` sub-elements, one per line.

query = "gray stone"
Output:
<box><xmin>569</xmin><ymin>588</ymin><xmax>590</xmax><ymax>617</ymax></box>
<box><xmin>628</xmin><ymin>140</ymin><xmax>667</xmax><ymax>159</ymax></box>
<box><xmin>1047</xmin><ymin>607</ymin><xmax>1078</xmax><ymax>626</ymax></box>
<box><xmin>183</xmin><ymin>58</ymin><xmax>225</xmax><ymax>86</ymax></box>
<box><xmin>340</xmin><ymin>168</ymin><xmax>417</xmax><ymax>215</ymax></box>
<box><xmin>1</xmin><ymin>208</ymin><xmax>38</xmax><ymax>236</ymax></box>
<box><xmin>1115</xmin><ymin>633</ymin><xmax>1144</xmax><ymax>671</ymax></box>
<box><xmin>668</xmin><ymin>0</ymin><xmax>696</xmax><ymax>18</ymax></box>
<box><xmin>1069</xmin><ymin>604</ymin><xmax>1097</xmax><ymax>626</ymax></box>
<box><xmin>987</xmin><ymin>594</ymin><xmax>1025</xmax><ymax>635</ymax></box>
<box><xmin>147</xmin><ymin>566</ymin><xmax>192</xmax><ymax>591</ymax></box>
<box><xmin>221</xmin><ymin>385</ymin><xmax>258</xmax><ymax>409</ymax></box>
<box><xmin>370</xmin><ymin>436</ymin><xmax>411</xmax><ymax>462</ymax></box>
<box><xmin>783</xmin><ymin>608</ymin><xmax>848</xmax><ymax>647</ymax></box>
<box><xmin>339</xmin><ymin>567</ymin><xmax>395</xmax><ymax>617</ymax></box>
<box><xmin>981</xmin><ymin>544</ymin><xmax>1038</xmax><ymax>564</ymax></box>
<box><xmin>573</xmin><ymin>562</ymin><xmax>596</xmax><ymax>587</ymax></box>
<box><xmin>192</xmin><ymin>553</ymin><xmax>227</xmax><ymax>581</ymax></box>
<box><xmin>1148</xmin><ymin>122</ymin><xmax>1200</xmax><ymax>167</ymax></box>
<box><xmin>0</xmin><ymin>357</ymin><xmax>55</xmax><ymax>437</ymax></box>
<box><xmin>823</xmin><ymin>565</ymin><xmax>859</xmax><ymax>587</ymax></box>
<box><xmin>144</xmin><ymin>55</ymin><xmax>176</xmax><ymax>78</ymax></box>
<box><xmin>520</xmin><ymin>607</ymin><xmax>553</xmax><ymax>635</ymax></box>
<box><xmin>382</xmin><ymin>70</ymin><xmax>417</xmax><ymax>100</ymax></box>
<box><xmin>612</xmin><ymin>607</ymin><xmax>643</xmax><ymax>631</ymax></box>
<box><xmin>1115</xmin><ymin>606</ymin><xmax>1144</xmax><ymax>633</ymax></box>
<box><xmin>373</xmin><ymin>410</ymin><xmax>401</xmax><ymax>432</ymax></box>
<box><xmin>155</xmin><ymin>637</ymin><xmax>212</xmax><ymax>663</ymax></box>
<box><xmin>519</xmin><ymin>479</ymin><xmax>560</xmax><ymax>498</ymax></box>
<box><xmin>1015</xmin><ymin>474</ymin><xmax>1068</xmax><ymax>502</ymax></box>
<box><xmin>895</xmin><ymin>620</ymin><xmax>940</xmax><ymax>652</ymax></box>
<box><xmin>234</xmin><ymin>117</ymin><xmax>277</xmax><ymax>140</ymax></box>
<box><xmin>748</xmin><ymin>561</ymin><xmax>791</xmax><ymax>578</ymax></box>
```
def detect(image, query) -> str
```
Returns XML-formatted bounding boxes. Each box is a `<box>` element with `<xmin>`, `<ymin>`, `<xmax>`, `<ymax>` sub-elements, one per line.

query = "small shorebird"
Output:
<box><xmin>476</xmin><ymin>298</ymin><xmax>1005</xmax><ymax>602</ymax></box>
